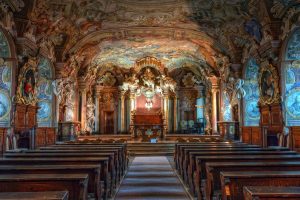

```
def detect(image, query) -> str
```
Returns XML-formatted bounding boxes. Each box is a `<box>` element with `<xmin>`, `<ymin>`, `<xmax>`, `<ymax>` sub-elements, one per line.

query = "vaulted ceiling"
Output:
<box><xmin>7</xmin><ymin>0</ymin><xmax>300</xmax><ymax>78</ymax></box>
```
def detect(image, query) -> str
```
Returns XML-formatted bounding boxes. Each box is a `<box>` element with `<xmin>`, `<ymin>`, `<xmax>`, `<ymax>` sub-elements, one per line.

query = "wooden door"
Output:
<box><xmin>104</xmin><ymin>111</ymin><xmax>114</xmax><ymax>134</ymax></box>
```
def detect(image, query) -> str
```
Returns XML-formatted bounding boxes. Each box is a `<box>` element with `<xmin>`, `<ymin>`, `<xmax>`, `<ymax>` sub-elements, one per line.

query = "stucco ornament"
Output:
<box><xmin>97</xmin><ymin>72</ymin><xmax>117</xmax><ymax>87</ymax></box>
<box><xmin>214</xmin><ymin>54</ymin><xmax>231</xmax><ymax>83</ymax></box>
<box><xmin>182</xmin><ymin>73</ymin><xmax>200</xmax><ymax>88</ymax></box>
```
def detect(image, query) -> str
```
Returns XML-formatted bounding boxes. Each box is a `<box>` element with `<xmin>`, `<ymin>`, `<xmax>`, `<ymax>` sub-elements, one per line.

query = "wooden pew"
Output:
<box><xmin>185</xmin><ymin>150</ymin><xmax>297</xmax><ymax>194</ymax></box>
<box><xmin>37</xmin><ymin>146</ymin><xmax>127</xmax><ymax>180</ymax></box>
<box><xmin>194</xmin><ymin>154</ymin><xmax>300</xmax><ymax>199</ymax></box>
<box><xmin>0</xmin><ymin>157</ymin><xmax>110</xmax><ymax>199</ymax></box>
<box><xmin>40</xmin><ymin>145</ymin><xmax>128</xmax><ymax>172</ymax></box>
<box><xmin>0</xmin><ymin>174</ymin><xmax>88</xmax><ymax>200</ymax></box>
<box><xmin>206</xmin><ymin>161</ymin><xmax>300</xmax><ymax>200</ymax></box>
<box><xmin>174</xmin><ymin>142</ymin><xmax>243</xmax><ymax>157</ymax></box>
<box><xmin>183</xmin><ymin>147</ymin><xmax>292</xmax><ymax>183</ymax></box>
<box><xmin>0</xmin><ymin>191</ymin><xmax>69</xmax><ymax>200</ymax></box>
<box><xmin>175</xmin><ymin>143</ymin><xmax>260</xmax><ymax>169</ymax></box>
<box><xmin>4</xmin><ymin>152</ymin><xmax>118</xmax><ymax>189</ymax></box>
<box><xmin>25</xmin><ymin>148</ymin><xmax>125</xmax><ymax>177</ymax></box>
<box><xmin>44</xmin><ymin>143</ymin><xmax>127</xmax><ymax>158</ymax></box>
<box><xmin>243</xmin><ymin>186</ymin><xmax>300</xmax><ymax>200</ymax></box>
<box><xmin>182</xmin><ymin>148</ymin><xmax>297</xmax><ymax>194</ymax></box>
<box><xmin>0</xmin><ymin>164</ymin><xmax>101</xmax><ymax>200</ymax></box>
<box><xmin>177</xmin><ymin>146</ymin><xmax>281</xmax><ymax>178</ymax></box>
<box><xmin>177</xmin><ymin>145</ymin><xmax>262</xmax><ymax>172</ymax></box>
<box><xmin>220</xmin><ymin>171</ymin><xmax>300</xmax><ymax>200</ymax></box>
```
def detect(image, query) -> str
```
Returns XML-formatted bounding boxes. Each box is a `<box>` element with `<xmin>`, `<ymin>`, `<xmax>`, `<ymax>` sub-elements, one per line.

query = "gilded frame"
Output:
<box><xmin>15</xmin><ymin>58</ymin><xmax>38</xmax><ymax>105</ymax></box>
<box><xmin>258</xmin><ymin>63</ymin><xmax>280</xmax><ymax>105</ymax></box>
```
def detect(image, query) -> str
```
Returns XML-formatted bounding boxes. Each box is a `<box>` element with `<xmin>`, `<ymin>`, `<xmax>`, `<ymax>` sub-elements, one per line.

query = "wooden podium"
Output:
<box><xmin>132</xmin><ymin>113</ymin><xmax>163</xmax><ymax>139</ymax></box>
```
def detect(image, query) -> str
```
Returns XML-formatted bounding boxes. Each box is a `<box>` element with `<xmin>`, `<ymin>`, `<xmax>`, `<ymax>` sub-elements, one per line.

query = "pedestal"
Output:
<box><xmin>58</xmin><ymin>122</ymin><xmax>81</xmax><ymax>141</ymax></box>
<box><xmin>218</xmin><ymin>121</ymin><xmax>239</xmax><ymax>140</ymax></box>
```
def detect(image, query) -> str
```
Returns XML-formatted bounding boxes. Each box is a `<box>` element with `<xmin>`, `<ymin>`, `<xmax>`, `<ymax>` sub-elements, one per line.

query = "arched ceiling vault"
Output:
<box><xmin>21</xmin><ymin>0</ymin><xmax>298</xmax><ymax>78</ymax></box>
<box><xmin>69</xmin><ymin>27</ymin><xmax>226</xmax><ymax>75</ymax></box>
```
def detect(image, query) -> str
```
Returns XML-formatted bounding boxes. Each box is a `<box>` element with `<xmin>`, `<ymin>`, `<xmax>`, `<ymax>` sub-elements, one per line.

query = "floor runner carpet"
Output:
<box><xmin>115</xmin><ymin>156</ymin><xmax>190</xmax><ymax>200</ymax></box>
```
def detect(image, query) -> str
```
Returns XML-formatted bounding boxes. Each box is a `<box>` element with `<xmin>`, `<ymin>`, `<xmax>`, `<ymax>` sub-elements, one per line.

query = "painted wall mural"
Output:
<box><xmin>0</xmin><ymin>30</ymin><xmax>11</xmax><ymax>127</ymax></box>
<box><xmin>285</xmin><ymin>29</ymin><xmax>300</xmax><ymax>126</ymax></box>
<box><xmin>37</xmin><ymin>57</ymin><xmax>53</xmax><ymax>127</ymax></box>
<box><xmin>244</xmin><ymin>58</ymin><xmax>260</xmax><ymax>126</ymax></box>
<box><xmin>285</xmin><ymin>61</ymin><xmax>300</xmax><ymax>126</ymax></box>
<box><xmin>93</xmin><ymin>38</ymin><xmax>206</xmax><ymax>70</ymax></box>
<box><xmin>286</xmin><ymin>29</ymin><xmax>300</xmax><ymax>60</ymax></box>
<box><xmin>222</xmin><ymin>92</ymin><xmax>232</xmax><ymax>121</ymax></box>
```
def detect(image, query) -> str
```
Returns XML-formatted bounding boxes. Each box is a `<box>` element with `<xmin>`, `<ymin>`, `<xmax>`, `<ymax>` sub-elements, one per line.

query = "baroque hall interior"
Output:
<box><xmin>0</xmin><ymin>0</ymin><xmax>300</xmax><ymax>200</ymax></box>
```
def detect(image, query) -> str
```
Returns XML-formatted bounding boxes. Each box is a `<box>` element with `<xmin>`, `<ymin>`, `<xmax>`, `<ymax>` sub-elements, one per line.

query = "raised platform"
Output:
<box><xmin>76</xmin><ymin>134</ymin><xmax>224</xmax><ymax>156</ymax></box>
<box><xmin>127</xmin><ymin>143</ymin><xmax>175</xmax><ymax>156</ymax></box>
<box><xmin>78</xmin><ymin>134</ymin><xmax>223</xmax><ymax>143</ymax></box>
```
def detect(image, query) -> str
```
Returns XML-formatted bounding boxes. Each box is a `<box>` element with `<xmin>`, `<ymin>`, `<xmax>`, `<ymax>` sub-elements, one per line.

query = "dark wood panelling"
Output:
<box><xmin>35</xmin><ymin>128</ymin><xmax>56</xmax><ymax>148</ymax></box>
<box><xmin>260</xmin><ymin>104</ymin><xmax>283</xmax><ymax>147</ymax></box>
<box><xmin>291</xmin><ymin>127</ymin><xmax>300</xmax><ymax>152</ymax></box>
<box><xmin>0</xmin><ymin>128</ymin><xmax>6</xmax><ymax>155</ymax></box>
<box><xmin>241</xmin><ymin>127</ymin><xmax>262</xmax><ymax>146</ymax></box>
<box><xmin>15</xmin><ymin>104</ymin><xmax>26</xmax><ymax>129</ymax></box>
<box><xmin>241</xmin><ymin>127</ymin><xmax>252</xmax><ymax>144</ymax></box>
<box><xmin>14</xmin><ymin>104</ymin><xmax>38</xmax><ymax>131</ymax></box>
<box><xmin>251</xmin><ymin>127</ymin><xmax>262</xmax><ymax>146</ymax></box>
<box><xmin>35</xmin><ymin>128</ymin><xmax>46</xmax><ymax>148</ymax></box>
<box><xmin>46</xmin><ymin>128</ymin><xmax>56</xmax><ymax>145</ymax></box>
<box><xmin>261</xmin><ymin>106</ymin><xmax>270</xmax><ymax>126</ymax></box>
<box><xmin>271</xmin><ymin>104</ymin><xmax>282</xmax><ymax>126</ymax></box>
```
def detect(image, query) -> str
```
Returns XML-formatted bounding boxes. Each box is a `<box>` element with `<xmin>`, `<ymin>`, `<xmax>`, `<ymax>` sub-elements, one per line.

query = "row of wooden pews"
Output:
<box><xmin>175</xmin><ymin>141</ymin><xmax>300</xmax><ymax>200</ymax></box>
<box><xmin>0</xmin><ymin>140</ymin><xmax>128</xmax><ymax>200</ymax></box>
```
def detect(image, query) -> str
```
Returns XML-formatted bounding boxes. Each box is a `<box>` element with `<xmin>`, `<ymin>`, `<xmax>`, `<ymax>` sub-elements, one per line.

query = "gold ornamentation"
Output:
<box><xmin>258</xmin><ymin>63</ymin><xmax>280</xmax><ymax>105</ymax></box>
<box><xmin>135</xmin><ymin>56</ymin><xmax>165</xmax><ymax>74</ymax></box>
<box><xmin>15</xmin><ymin>58</ymin><xmax>39</xmax><ymax>105</ymax></box>
<box><xmin>97</xmin><ymin>72</ymin><xmax>116</xmax><ymax>87</ymax></box>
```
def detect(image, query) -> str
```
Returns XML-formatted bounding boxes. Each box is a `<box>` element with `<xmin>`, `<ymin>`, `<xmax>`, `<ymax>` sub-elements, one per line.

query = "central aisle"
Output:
<box><xmin>115</xmin><ymin>156</ymin><xmax>190</xmax><ymax>200</ymax></box>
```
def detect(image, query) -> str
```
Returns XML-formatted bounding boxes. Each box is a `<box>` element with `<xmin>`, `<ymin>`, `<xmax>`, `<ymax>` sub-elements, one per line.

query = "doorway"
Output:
<box><xmin>104</xmin><ymin>111</ymin><xmax>114</xmax><ymax>134</ymax></box>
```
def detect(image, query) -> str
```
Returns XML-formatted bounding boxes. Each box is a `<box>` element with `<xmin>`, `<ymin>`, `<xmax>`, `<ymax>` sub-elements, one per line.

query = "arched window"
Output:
<box><xmin>284</xmin><ymin>28</ymin><xmax>300</xmax><ymax>126</ymax></box>
<box><xmin>0</xmin><ymin>30</ymin><xmax>12</xmax><ymax>127</ymax></box>
<box><xmin>37</xmin><ymin>57</ymin><xmax>53</xmax><ymax>127</ymax></box>
<box><xmin>243</xmin><ymin>58</ymin><xmax>260</xmax><ymax>126</ymax></box>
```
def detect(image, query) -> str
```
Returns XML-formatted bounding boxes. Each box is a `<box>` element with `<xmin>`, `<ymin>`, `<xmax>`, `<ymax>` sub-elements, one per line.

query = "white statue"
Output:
<box><xmin>86</xmin><ymin>95</ymin><xmax>96</xmax><ymax>132</ymax></box>
<box><xmin>52</xmin><ymin>78</ymin><xmax>65</xmax><ymax>103</ymax></box>
<box><xmin>235</xmin><ymin>79</ymin><xmax>246</xmax><ymax>99</ymax></box>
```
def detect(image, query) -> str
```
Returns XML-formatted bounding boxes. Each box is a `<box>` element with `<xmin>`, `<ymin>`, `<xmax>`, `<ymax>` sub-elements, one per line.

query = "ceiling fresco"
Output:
<box><xmin>92</xmin><ymin>37</ymin><xmax>207</xmax><ymax>70</ymax></box>
<box><xmin>3</xmin><ymin>0</ymin><xmax>299</xmax><ymax>81</ymax></box>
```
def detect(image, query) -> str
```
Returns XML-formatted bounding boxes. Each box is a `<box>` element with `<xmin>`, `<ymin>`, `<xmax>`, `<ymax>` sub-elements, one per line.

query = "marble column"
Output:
<box><xmin>129</xmin><ymin>91</ymin><xmax>136</xmax><ymax>137</ymax></box>
<box><xmin>163</xmin><ymin>92</ymin><xmax>169</xmax><ymax>137</ymax></box>
<box><xmin>78</xmin><ymin>78</ymin><xmax>87</xmax><ymax>131</ymax></box>
<box><xmin>79</xmin><ymin>88</ymin><xmax>87</xmax><ymax>130</ymax></box>
<box><xmin>120</xmin><ymin>91</ymin><xmax>126</xmax><ymax>133</ymax></box>
<box><xmin>173</xmin><ymin>96</ymin><xmax>178</xmax><ymax>132</ymax></box>
<box><xmin>94</xmin><ymin>90</ymin><xmax>101</xmax><ymax>133</ymax></box>
<box><xmin>210</xmin><ymin>77</ymin><xmax>220</xmax><ymax>134</ymax></box>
